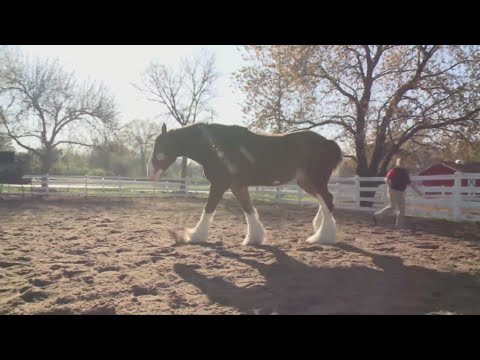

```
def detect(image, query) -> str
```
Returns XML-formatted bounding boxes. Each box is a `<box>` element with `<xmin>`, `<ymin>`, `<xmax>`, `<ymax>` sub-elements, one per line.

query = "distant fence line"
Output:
<box><xmin>1</xmin><ymin>173</ymin><xmax>479</xmax><ymax>222</ymax></box>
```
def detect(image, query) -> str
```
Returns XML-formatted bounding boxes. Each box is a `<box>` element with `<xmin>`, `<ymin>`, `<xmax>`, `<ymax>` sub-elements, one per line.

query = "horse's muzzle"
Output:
<box><xmin>149</xmin><ymin>170</ymin><xmax>162</xmax><ymax>182</ymax></box>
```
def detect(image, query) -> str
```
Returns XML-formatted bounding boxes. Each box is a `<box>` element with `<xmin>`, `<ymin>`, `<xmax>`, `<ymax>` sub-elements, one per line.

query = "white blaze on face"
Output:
<box><xmin>147</xmin><ymin>150</ymin><xmax>164</xmax><ymax>182</ymax></box>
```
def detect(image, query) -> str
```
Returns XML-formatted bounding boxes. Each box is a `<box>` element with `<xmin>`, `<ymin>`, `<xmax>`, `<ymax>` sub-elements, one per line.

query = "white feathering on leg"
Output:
<box><xmin>243</xmin><ymin>208</ymin><xmax>267</xmax><ymax>246</ymax></box>
<box><xmin>186</xmin><ymin>210</ymin><xmax>214</xmax><ymax>243</ymax></box>
<box><xmin>313</xmin><ymin>204</ymin><xmax>324</xmax><ymax>232</ymax></box>
<box><xmin>306</xmin><ymin>195</ymin><xmax>336</xmax><ymax>244</ymax></box>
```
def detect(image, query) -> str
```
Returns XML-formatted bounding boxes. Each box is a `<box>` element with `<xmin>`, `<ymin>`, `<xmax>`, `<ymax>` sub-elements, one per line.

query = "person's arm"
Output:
<box><xmin>385</xmin><ymin>169</ymin><xmax>394</xmax><ymax>190</ymax></box>
<box><xmin>386</xmin><ymin>177</ymin><xmax>392</xmax><ymax>187</ymax></box>
<box><xmin>408</xmin><ymin>174</ymin><xmax>423</xmax><ymax>197</ymax></box>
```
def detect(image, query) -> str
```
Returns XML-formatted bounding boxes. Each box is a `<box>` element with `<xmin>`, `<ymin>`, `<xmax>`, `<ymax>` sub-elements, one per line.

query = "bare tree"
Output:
<box><xmin>0</xmin><ymin>131</ymin><xmax>13</xmax><ymax>151</ymax></box>
<box><xmin>120</xmin><ymin>118</ymin><xmax>162</xmax><ymax>172</ymax></box>
<box><xmin>233</xmin><ymin>46</ymin><xmax>318</xmax><ymax>133</ymax></box>
<box><xmin>236</xmin><ymin>45</ymin><xmax>480</xmax><ymax>206</ymax></box>
<box><xmin>133</xmin><ymin>49</ymin><xmax>219</xmax><ymax>182</ymax></box>
<box><xmin>0</xmin><ymin>47</ymin><xmax>117</xmax><ymax>175</ymax></box>
<box><xmin>236</xmin><ymin>45</ymin><xmax>480</xmax><ymax>176</ymax></box>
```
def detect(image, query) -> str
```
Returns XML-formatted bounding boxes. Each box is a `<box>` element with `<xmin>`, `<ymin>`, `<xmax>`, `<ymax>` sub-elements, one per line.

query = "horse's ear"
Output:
<box><xmin>162</xmin><ymin>123</ymin><xmax>167</xmax><ymax>134</ymax></box>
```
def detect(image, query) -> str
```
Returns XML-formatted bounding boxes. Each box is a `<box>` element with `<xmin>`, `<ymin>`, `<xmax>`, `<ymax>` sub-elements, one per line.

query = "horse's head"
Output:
<box><xmin>147</xmin><ymin>123</ymin><xmax>178</xmax><ymax>181</ymax></box>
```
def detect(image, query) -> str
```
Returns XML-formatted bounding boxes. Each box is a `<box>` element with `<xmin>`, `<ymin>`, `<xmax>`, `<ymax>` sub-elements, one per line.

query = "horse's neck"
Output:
<box><xmin>174</xmin><ymin>126</ymin><xmax>213</xmax><ymax>166</ymax></box>
<box><xmin>181</xmin><ymin>145</ymin><xmax>212</xmax><ymax>166</ymax></box>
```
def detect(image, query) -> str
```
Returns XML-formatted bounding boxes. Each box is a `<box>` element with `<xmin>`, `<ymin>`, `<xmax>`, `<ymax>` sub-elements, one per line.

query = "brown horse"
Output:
<box><xmin>148</xmin><ymin>123</ymin><xmax>342</xmax><ymax>245</ymax></box>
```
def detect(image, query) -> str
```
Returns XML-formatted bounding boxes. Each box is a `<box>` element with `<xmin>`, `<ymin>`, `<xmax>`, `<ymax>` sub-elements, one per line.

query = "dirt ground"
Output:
<box><xmin>1</xmin><ymin>195</ymin><xmax>480</xmax><ymax>315</ymax></box>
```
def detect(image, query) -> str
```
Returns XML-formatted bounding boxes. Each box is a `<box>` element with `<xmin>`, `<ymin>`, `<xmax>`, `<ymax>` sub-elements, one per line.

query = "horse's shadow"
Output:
<box><xmin>174</xmin><ymin>243</ymin><xmax>480</xmax><ymax>314</ymax></box>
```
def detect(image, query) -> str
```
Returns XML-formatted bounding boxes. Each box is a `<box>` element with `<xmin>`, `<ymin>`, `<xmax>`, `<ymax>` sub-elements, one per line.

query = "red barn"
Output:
<box><xmin>418</xmin><ymin>161</ymin><xmax>480</xmax><ymax>190</ymax></box>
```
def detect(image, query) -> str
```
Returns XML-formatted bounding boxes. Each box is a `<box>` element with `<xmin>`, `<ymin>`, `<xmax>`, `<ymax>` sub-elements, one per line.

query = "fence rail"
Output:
<box><xmin>1</xmin><ymin>172</ymin><xmax>480</xmax><ymax>222</ymax></box>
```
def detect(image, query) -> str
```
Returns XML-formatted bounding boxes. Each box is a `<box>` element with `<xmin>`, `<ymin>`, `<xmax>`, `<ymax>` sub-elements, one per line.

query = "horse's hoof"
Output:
<box><xmin>306</xmin><ymin>235</ymin><xmax>320</xmax><ymax>244</ymax></box>
<box><xmin>188</xmin><ymin>238</ymin><xmax>208</xmax><ymax>244</ymax></box>
<box><xmin>242</xmin><ymin>237</ymin><xmax>266</xmax><ymax>246</ymax></box>
<box><xmin>168</xmin><ymin>229</ymin><xmax>187</xmax><ymax>245</ymax></box>
<box><xmin>306</xmin><ymin>234</ymin><xmax>336</xmax><ymax>245</ymax></box>
<box><xmin>185</xmin><ymin>228</ymin><xmax>208</xmax><ymax>244</ymax></box>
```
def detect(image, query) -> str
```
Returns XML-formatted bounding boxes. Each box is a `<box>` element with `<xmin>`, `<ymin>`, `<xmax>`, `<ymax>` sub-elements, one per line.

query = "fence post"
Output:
<box><xmin>118</xmin><ymin>175</ymin><xmax>122</xmax><ymax>197</ymax></box>
<box><xmin>184</xmin><ymin>179</ymin><xmax>188</xmax><ymax>198</ymax></box>
<box><xmin>46</xmin><ymin>174</ymin><xmax>49</xmax><ymax>196</ymax></box>
<box><xmin>354</xmin><ymin>175</ymin><xmax>360</xmax><ymax>209</ymax></box>
<box><xmin>452</xmin><ymin>171</ymin><xmax>462</xmax><ymax>222</ymax></box>
<box><xmin>40</xmin><ymin>174</ymin><xmax>50</xmax><ymax>196</ymax></box>
<box><xmin>276</xmin><ymin>186</ymin><xmax>280</xmax><ymax>204</ymax></box>
<box><xmin>297</xmin><ymin>187</ymin><xmax>303</xmax><ymax>206</ymax></box>
<box><xmin>383</xmin><ymin>184</ymin><xmax>388</xmax><ymax>206</ymax></box>
<box><xmin>102</xmin><ymin>177</ymin><xmax>105</xmax><ymax>193</ymax></box>
<box><xmin>331</xmin><ymin>183</ymin><xmax>337</xmax><ymax>207</ymax></box>
<box><xmin>85</xmin><ymin>175</ymin><xmax>88</xmax><ymax>197</ymax></box>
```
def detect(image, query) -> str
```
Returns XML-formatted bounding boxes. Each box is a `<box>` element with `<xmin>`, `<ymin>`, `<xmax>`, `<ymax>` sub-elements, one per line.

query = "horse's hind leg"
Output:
<box><xmin>299</xmin><ymin>168</ymin><xmax>336</xmax><ymax>245</ymax></box>
<box><xmin>310</xmin><ymin>182</ymin><xmax>336</xmax><ymax>244</ymax></box>
<box><xmin>297</xmin><ymin>173</ymin><xmax>323</xmax><ymax>233</ymax></box>
<box><xmin>231</xmin><ymin>184</ymin><xmax>266</xmax><ymax>246</ymax></box>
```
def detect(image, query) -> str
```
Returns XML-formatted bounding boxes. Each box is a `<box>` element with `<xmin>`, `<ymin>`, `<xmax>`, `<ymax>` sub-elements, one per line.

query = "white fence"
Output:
<box><xmin>1</xmin><ymin>172</ymin><xmax>480</xmax><ymax>223</ymax></box>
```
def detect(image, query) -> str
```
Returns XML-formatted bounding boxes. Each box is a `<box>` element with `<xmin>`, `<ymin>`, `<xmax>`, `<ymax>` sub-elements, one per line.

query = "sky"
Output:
<box><xmin>20</xmin><ymin>45</ymin><xmax>247</xmax><ymax>127</ymax></box>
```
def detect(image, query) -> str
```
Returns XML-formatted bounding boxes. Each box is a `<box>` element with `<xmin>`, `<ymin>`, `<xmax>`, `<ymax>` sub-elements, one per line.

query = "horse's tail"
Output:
<box><xmin>325</xmin><ymin>139</ymin><xmax>343</xmax><ymax>170</ymax></box>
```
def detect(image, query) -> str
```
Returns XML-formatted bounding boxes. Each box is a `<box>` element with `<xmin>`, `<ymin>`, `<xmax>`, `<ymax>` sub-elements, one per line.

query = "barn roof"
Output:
<box><xmin>420</xmin><ymin>161</ymin><xmax>480</xmax><ymax>174</ymax></box>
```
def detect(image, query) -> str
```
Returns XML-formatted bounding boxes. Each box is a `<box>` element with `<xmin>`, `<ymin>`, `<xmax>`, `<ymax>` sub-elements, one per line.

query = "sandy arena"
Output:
<box><xmin>1</xmin><ymin>196</ymin><xmax>480</xmax><ymax>315</ymax></box>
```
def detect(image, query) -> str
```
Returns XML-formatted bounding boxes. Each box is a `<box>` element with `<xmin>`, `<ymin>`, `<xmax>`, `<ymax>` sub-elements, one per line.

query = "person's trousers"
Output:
<box><xmin>374</xmin><ymin>189</ymin><xmax>406</xmax><ymax>226</ymax></box>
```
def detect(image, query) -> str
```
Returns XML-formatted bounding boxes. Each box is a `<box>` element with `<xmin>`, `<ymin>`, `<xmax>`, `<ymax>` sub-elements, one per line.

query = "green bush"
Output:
<box><xmin>87</xmin><ymin>168</ymin><xmax>107</xmax><ymax>176</ymax></box>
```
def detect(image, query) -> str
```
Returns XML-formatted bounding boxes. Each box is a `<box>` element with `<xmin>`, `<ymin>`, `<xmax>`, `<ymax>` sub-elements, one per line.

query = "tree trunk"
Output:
<box><xmin>140</xmin><ymin>151</ymin><xmax>146</xmax><ymax>176</ymax></box>
<box><xmin>359</xmin><ymin>179</ymin><xmax>385</xmax><ymax>208</ymax></box>
<box><xmin>40</xmin><ymin>150</ymin><xmax>53</xmax><ymax>190</ymax></box>
<box><xmin>359</xmin><ymin>151</ymin><xmax>400</xmax><ymax>207</ymax></box>
<box><xmin>357</xmin><ymin>158</ymin><xmax>385</xmax><ymax>208</ymax></box>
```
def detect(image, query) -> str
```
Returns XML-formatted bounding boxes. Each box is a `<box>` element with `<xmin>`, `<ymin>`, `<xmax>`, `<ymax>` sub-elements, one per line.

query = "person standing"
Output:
<box><xmin>373</xmin><ymin>158</ymin><xmax>423</xmax><ymax>227</ymax></box>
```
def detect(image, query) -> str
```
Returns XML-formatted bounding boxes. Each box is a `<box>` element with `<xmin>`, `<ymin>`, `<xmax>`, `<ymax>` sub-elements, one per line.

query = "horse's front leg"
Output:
<box><xmin>184</xmin><ymin>184</ymin><xmax>228</xmax><ymax>244</ymax></box>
